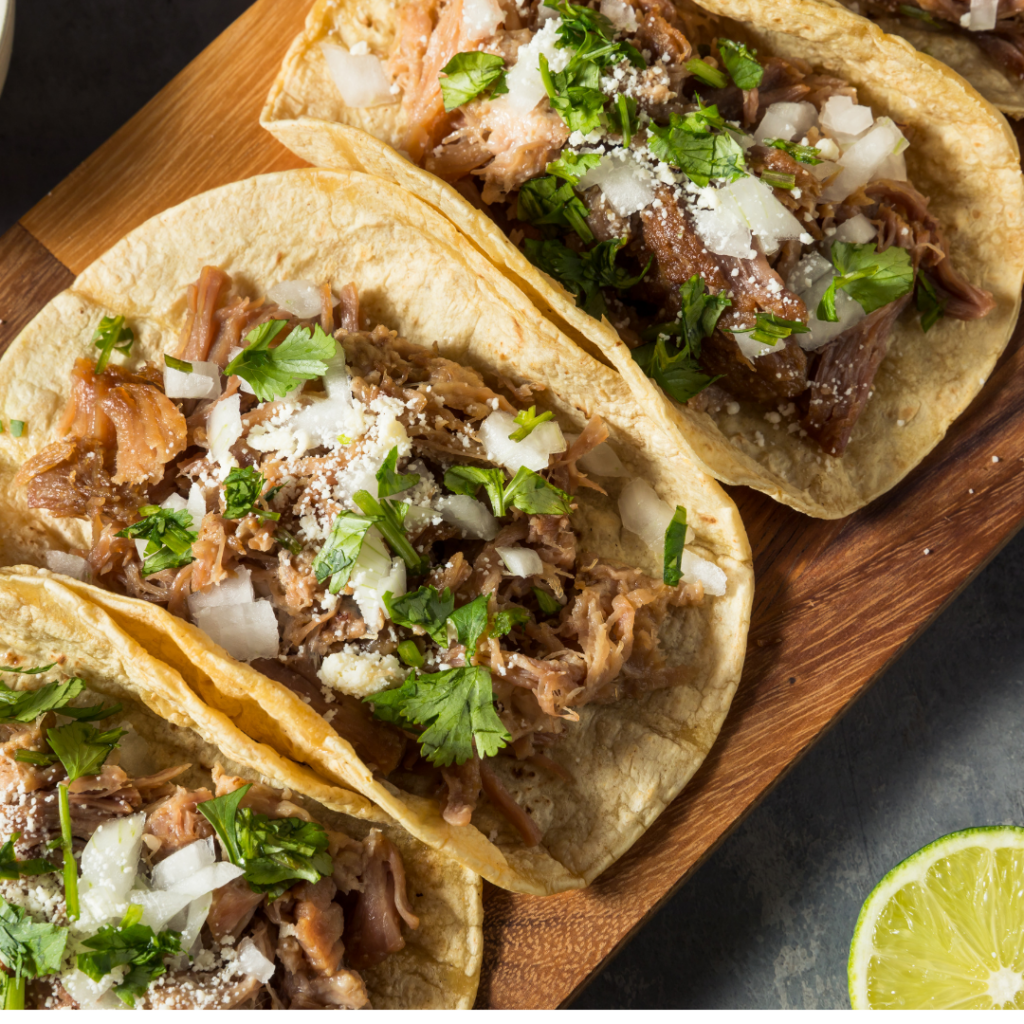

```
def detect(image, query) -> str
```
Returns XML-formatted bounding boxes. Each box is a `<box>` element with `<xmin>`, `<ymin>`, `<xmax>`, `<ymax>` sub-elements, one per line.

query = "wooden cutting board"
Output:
<box><xmin>2</xmin><ymin>0</ymin><xmax>1023</xmax><ymax>1009</ymax></box>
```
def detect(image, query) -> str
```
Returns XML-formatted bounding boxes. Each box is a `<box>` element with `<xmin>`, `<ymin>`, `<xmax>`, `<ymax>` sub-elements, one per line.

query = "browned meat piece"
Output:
<box><xmin>249</xmin><ymin>658</ymin><xmax>405</xmax><ymax>775</ymax></box>
<box><xmin>144</xmin><ymin>784</ymin><xmax>215</xmax><ymax>860</ymax></box>
<box><xmin>635</xmin><ymin>10</ymin><xmax>692</xmax><ymax>64</ymax></box>
<box><xmin>701</xmin><ymin>331</ymin><xmax>808</xmax><ymax>403</ymax></box>
<box><xmin>440</xmin><ymin>758</ymin><xmax>482</xmax><ymax>827</ymax></box>
<box><xmin>175</xmin><ymin>265</ymin><xmax>231</xmax><ymax>361</ymax></box>
<box><xmin>754</xmin><ymin>55</ymin><xmax>857</xmax><ymax>111</ymax></box>
<box><xmin>548</xmin><ymin>414</ymin><xmax>608</xmax><ymax>496</ymax></box>
<box><xmin>97</xmin><ymin>381</ymin><xmax>186</xmax><ymax>488</ymax></box>
<box><xmin>801</xmin><ymin>294</ymin><xmax>913</xmax><ymax>456</ymax></box>
<box><xmin>504</xmin><ymin>651</ymin><xmax>586</xmax><ymax>718</ymax></box>
<box><xmin>292</xmin><ymin>876</ymin><xmax>347</xmax><ymax>975</ymax></box>
<box><xmin>526</xmin><ymin>514</ymin><xmax>576</xmax><ymax>571</ymax></box>
<box><xmin>188</xmin><ymin>510</ymin><xmax>232</xmax><ymax>591</ymax></box>
<box><xmin>208</xmin><ymin>876</ymin><xmax>266</xmax><ymax>941</ymax></box>
<box><xmin>717</xmin><ymin>248</ymin><xmax>808</xmax><ymax>325</ymax></box>
<box><xmin>582</xmin><ymin>187</ymin><xmax>638</xmax><ymax>245</ymax></box>
<box><xmin>974</xmin><ymin>26</ymin><xmax>1024</xmax><ymax>80</ymax></box>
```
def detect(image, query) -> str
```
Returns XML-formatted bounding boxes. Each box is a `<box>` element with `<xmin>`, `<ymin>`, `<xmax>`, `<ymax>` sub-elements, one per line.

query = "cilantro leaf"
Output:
<box><xmin>492</xmin><ymin>606</ymin><xmax>529</xmax><ymax>638</ymax></box>
<box><xmin>46</xmin><ymin>722</ymin><xmax>125</xmax><ymax>784</ymax></box>
<box><xmin>224</xmin><ymin>320</ymin><xmax>335</xmax><ymax>402</ymax></box>
<box><xmin>396</xmin><ymin>640</ymin><xmax>424</xmax><ymax>668</ymax></box>
<box><xmin>444</xmin><ymin>466</ymin><xmax>508</xmax><ymax>517</ymax></box>
<box><xmin>547</xmin><ymin>0</ymin><xmax>646</xmax><ymax>67</ymax></box>
<box><xmin>747</xmin><ymin>312</ymin><xmax>810</xmax><ymax>345</ymax></box>
<box><xmin>717</xmin><ymin>39</ymin><xmax>764</xmax><ymax>90</ymax></box>
<box><xmin>197</xmin><ymin>784</ymin><xmax>332</xmax><ymax>900</ymax></box>
<box><xmin>641</xmin><ymin>274</ymin><xmax>732</xmax><ymax>351</ymax></box>
<box><xmin>77</xmin><ymin>907</ymin><xmax>181</xmax><ymax>1008</ymax></box>
<box><xmin>538</xmin><ymin>52</ymin><xmax>607</xmax><ymax>135</ymax></box>
<box><xmin>517</xmin><ymin>176</ymin><xmax>594</xmax><ymax>244</ymax></box>
<box><xmin>275</xmin><ymin>528</ymin><xmax>303</xmax><ymax>555</ymax></box>
<box><xmin>503</xmin><ymin>466</ymin><xmax>573</xmax><ymax>515</ymax></box>
<box><xmin>605</xmin><ymin>93</ymin><xmax>637</xmax><ymax>148</ymax></box>
<box><xmin>116</xmin><ymin>505</ymin><xmax>197</xmax><ymax>577</ymax></box>
<box><xmin>760</xmin><ymin>170</ymin><xmax>796</xmax><ymax>190</ymax></box>
<box><xmin>439</xmin><ymin>52</ymin><xmax>508</xmax><ymax>111</ymax></box>
<box><xmin>0</xmin><ymin>835</ymin><xmax>56</xmax><ymax>881</ymax></box>
<box><xmin>163</xmin><ymin>354</ymin><xmax>192</xmax><ymax>372</ymax></box>
<box><xmin>523</xmin><ymin>237</ymin><xmax>649</xmax><ymax>318</ymax></box>
<box><xmin>367</xmin><ymin>666</ymin><xmax>510</xmax><ymax>766</ymax></box>
<box><xmin>633</xmin><ymin>337</ymin><xmax>720</xmax><ymax>405</ymax></box>
<box><xmin>546</xmin><ymin>152</ymin><xmax>602</xmax><ymax>185</ymax></box>
<box><xmin>532</xmin><ymin>586</ymin><xmax>562</xmax><ymax>615</ymax></box>
<box><xmin>763</xmin><ymin>138</ymin><xmax>822</xmax><ymax>166</ymax></box>
<box><xmin>92</xmin><ymin>315</ymin><xmax>135</xmax><ymax>374</ymax></box>
<box><xmin>0</xmin><ymin>664</ymin><xmax>57</xmax><ymax>676</ymax></box>
<box><xmin>916</xmin><ymin>269</ymin><xmax>945</xmax><ymax>333</ymax></box>
<box><xmin>376</xmin><ymin>446</ymin><xmax>420</xmax><ymax>499</ymax></box>
<box><xmin>0</xmin><ymin>676</ymin><xmax>85</xmax><ymax>725</ymax></box>
<box><xmin>509</xmin><ymin>405</ymin><xmax>554</xmax><ymax>441</ymax></box>
<box><xmin>448</xmin><ymin>594</ymin><xmax>490</xmax><ymax>653</ymax></box>
<box><xmin>0</xmin><ymin>898</ymin><xmax>68</xmax><ymax>990</ymax></box>
<box><xmin>817</xmin><ymin>243</ymin><xmax>915</xmax><ymax>322</ymax></box>
<box><xmin>222</xmin><ymin>466</ymin><xmax>280</xmax><ymax>523</ymax></box>
<box><xmin>663</xmin><ymin>505</ymin><xmax>688</xmax><ymax>586</ymax></box>
<box><xmin>685</xmin><ymin>57</ymin><xmax>728</xmax><ymax>89</ymax></box>
<box><xmin>383</xmin><ymin>586</ymin><xmax>455</xmax><ymax>645</ymax></box>
<box><xmin>648</xmin><ymin>110</ymin><xmax>748</xmax><ymax>187</ymax></box>
<box><xmin>311</xmin><ymin>511</ymin><xmax>376</xmax><ymax>594</ymax></box>
<box><xmin>351</xmin><ymin>491</ymin><xmax>427</xmax><ymax>575</ymax></box>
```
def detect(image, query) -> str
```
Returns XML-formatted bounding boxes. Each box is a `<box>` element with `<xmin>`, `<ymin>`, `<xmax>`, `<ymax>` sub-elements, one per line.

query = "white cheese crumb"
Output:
<box><xmin>318</xmin><ymin>647</ymin><xmax>405</xmax><ymax>698</ymax></box>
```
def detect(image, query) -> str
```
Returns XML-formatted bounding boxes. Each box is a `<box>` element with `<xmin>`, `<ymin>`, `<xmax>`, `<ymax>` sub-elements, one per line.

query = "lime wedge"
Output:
<box><xmin>849</xmin><ymin>826</ymin><xmax>1024</xmax><ymax>1009</ymax></box>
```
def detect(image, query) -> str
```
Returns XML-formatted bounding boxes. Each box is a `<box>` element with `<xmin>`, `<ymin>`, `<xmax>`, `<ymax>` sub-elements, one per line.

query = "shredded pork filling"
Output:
<box><xmin>384</xmin><ymin>0</ymin><xmax>994</xmax><ymax>457</ymax></box>
<box><xmin>19</xmin><ymin>269</ymin><xmax>707</xmax><ymax>844</ymax></box>
<box><xmin>0</xmin><ymin>710</ymin><xmax>414</xmax><ymax>1010</ymax></box>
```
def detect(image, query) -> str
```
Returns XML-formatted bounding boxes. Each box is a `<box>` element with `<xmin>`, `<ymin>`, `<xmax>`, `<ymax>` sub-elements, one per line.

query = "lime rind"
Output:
<box><xmin>848</xmin><ymin>826</ymin><xmax>1024</xmax><ymax>1009</ymax></box>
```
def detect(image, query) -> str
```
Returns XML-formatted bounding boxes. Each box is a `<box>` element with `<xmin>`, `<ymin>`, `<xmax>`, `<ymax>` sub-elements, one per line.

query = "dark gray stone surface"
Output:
<box><xmin>3</xmin><ymin>2</ymin><xmax>1023</xmax><ymax>1010</ymax></box>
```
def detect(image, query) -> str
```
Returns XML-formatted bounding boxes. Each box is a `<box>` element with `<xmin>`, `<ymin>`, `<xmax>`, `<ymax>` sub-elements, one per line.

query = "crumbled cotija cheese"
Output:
<box><xmin>318</xmin><ymin>648</ymin><xmax>405</xmax><ymax>698</ymax></box>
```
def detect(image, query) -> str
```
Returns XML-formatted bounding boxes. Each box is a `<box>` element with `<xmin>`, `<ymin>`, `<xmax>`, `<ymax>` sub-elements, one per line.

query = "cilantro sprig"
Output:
<box><xmin>198</xmin><ymin>784</ymin><xmax>332</xmax><ymax>901</ymax></box>
<box><xmin>384</xmin><ymin>586</ymin><xmax>455</xmax><ymax>645</ymax></box>
<box><xmin>368</xmin><ymin>666</ymin><xmax>510</xmax><ymax>767</ymax></box>
<box><xmin>443</xmin><ymin>464</ymin><xmax>572</xmax><ymax>517</ymax></box>
<box><xmin>523</xmin><ymin>236</ymin><xmax>649</xmax><ymax>317</ymax></box>
<box><xmin>77</xmin><ymin>905</ymin><xmax>181</xmax><ymax>1008</ymax></box>
<box><xmin>546</xmin><ymin>152</ymin><xmax>601</xmax><ymax>185</ymax></box>
<box><xmin>746</xmin><ymin>312</ymin><xmax>810</xmax><ymax>346</ymax></box>
<box><xmin>224</xmin><ymin>320</ymin><xmax>335</xmax><ymax>402</ymax></box>
<box><xmin>0</xmin><ymin>675</ymin><xmax>84</xmax><ymax>725</ymax></box>
<box><xmin>717</xmin><ymin>39</ymin><xmax>764</xmax><ymax>91</ymax></box>
<box><xmin>311</xmin><ymin>512</ymin><xmax>377</xmax><ymax>594</ymax></box>
<box><xmin>92</xmin><ymin>315</ymin><xmax>135</xmax><ymax>374</ymax></box>
<box><xmin>0</xmin><ymin>835</ymin><xmax>56</xmax><ymax>881</ymax></box>
<box><xmin>509</xmin><ymin>406</ymin><xmax>554</xmax><ymax>441</ymax></box>
<box><xmin>517</xmin><ymin>176</ymin><xmax>595</xmax><ymax>244</ymax></box>
<box><xmin>116</xmin><ymin>506</ymin><xmax>197</xmax><ymax>576</ymax></box>
<box><xmin>223</xmin><ymin>466</ymin><xmax>281</xmax><ymax>523</ymax></box>
<box><xmin>817</xmin><ymin>243</ymin><xmax>915</xmax><ymax>323</ymax></box>
<box><xmin>685</xmin><ymin>57</ymin><xmax>728</xmax><ymax>89</ymax></box>
<box><xmin>663</xmin><ymin>505</ymin><xmax>688</xmax><ymax>586</ymax></box>
<box><xmin>439</xmin><ymin>52</ymin><xmax>508</xmax><ymax>111</ymax></box>
<box><xmin>648</xmin><ymin>103</ymin><xmax>748</xmax><ymax>187</ymax></box>
<box><xmin>0</xmin><ymin>899</ymin><xmax>68</xmax><ymax>1009</ymax></box>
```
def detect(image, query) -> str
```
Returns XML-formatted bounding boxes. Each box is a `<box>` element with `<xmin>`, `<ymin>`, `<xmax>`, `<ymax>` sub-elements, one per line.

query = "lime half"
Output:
<box><xmin>849</xmin><ymin>826</ymin><xmax>1024</xmax><ymax>1009</ymax></box>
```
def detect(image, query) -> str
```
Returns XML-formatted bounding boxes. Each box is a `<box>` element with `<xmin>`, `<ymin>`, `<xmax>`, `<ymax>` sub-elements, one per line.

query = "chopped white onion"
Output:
<box><xmin>166</xmin><ymin>860</ymin><xmax>246</xmax><ymax>900</ymax></box>
<box><xmin>321</xmin><ymin>42</ymin><xmax>397</xmax><ymax>108</ymax></box>
<box><xmin>79</xmin><ymin>813</ymin><xmax>146</xmax><ymax>927</ymax></box>
<box><xmin>498</xmin><ymin>19</ymin><xmax>571</xmax><ymax>115</ymax></box>
<box><xmin>600</xmin><ymin>0</ymin><xmax>638</xmax><ymax>31</ymax></box>
<box><xmin>834</xmin><ymin>213</ymin><xmax>877</xmax><ymax>244</ymax></box>
<box><xmin>405</xmin><ymin>504</ymin><xmax>441</xmax><ymax>532</ymax></box>
<box><xmin>875</xmin><ymin>149</ymin><xmax>908</xmax><ymax>182</ymax></box>
<box><xmin>564</xmin><ymin>433</ymin><xmax>629</xmax><ymax>477</ymax></box>
<box><xmin>192</xmin><ymin>599</ymin><xmax>280</xmax><ymax>662</ymax></box>
<box><xmin>179</xmin><ymin>893</ymin><xmax>213</xmax><ymax>955</ymax></box>
<box><xmin>618</xmin><ymin>479</ymin><xmax>674</xmax><ymax>550</ymax></box>
<box><xmin>351</xmin><ymin>534</ymin><xmax>407</xmax><ymax>631</ymax></box>
<box><xmin>61</xmin><ymin>968</ymin><xmax>122</xmax><ymax>1010</ymax></box>
<box><xmin>822</xmin><ymin>117</ymin><xmax>908</xmax><ymax>202</ymax></box>
<box><xmin>691</xmin><ymin>189</ymin><xmax>754</xmax><ymax>260</ymax></box>
<box><xmin>207</xmin><ymin>394</ymin><xmax>242</xmax><ymax>473</ymax></box>
<box><xmin>820</xmin><ymin>96</ymin><xmax>874</xmax><ymax>143</ymax></box>
<box><xmin>462</xmin><ymin>0</ymin><xmax>505</xmax><ymax>39</ymax></box>
<box><xmin>188</xmin><ymin>567</ymin><xmax>255</xmax><ymax>619</ymax></box>
<box><xmin>187</xmin><ymin>482</ymin><xmax>207</xmax><ymax>526</ymax></box>
<box><xmin>680</xmin><ymin>550</ymin><xmax>727</xmax><ymax>596</ymax></box>
<box><xmin>151</xmin><ymin>838</ymin><xmax>216</xmax><ymax>891</ymax></box>
<box><xmin>731</xmin><ymin>329</ymin><xmax>779</xmax><ymax>361</ymax></box>
<box><xmin>268</xmin><ymin>278</ymin><xmax>323</xmax><ymax>320</ymax></box>
<box><xmin>966</xmin><ymin>0</ymin><xmax>998</xmax><ymax>30</ymax></box>
<box><xmin>578</xmin><ymin>151</ymin><xmax>656</xmax><ymax>217</ymax></box>
<box><xmin>478</xmin><ymin>409</ymin><xmax>565</xmax><ymax>473</ymax></box>
<box><xmin>238</xmin><ymin>937</ymin><xmax>277</xmax><ymax>983</ymax></box>
<box><xmin>694</xmin><ymin>176</ymin><xmax>804</xmax><ymax>259</ymax></box>
<box><xmin>43</xmin><ymin>550</ymin><xmax>91</xmax><ymax>582</ymax></box>
<box><xmin>437</xmin><ymin>495</ymin><xmax>499</xmax><ymax>540</ymax></box>
<box><xmin>754</xmin><ymin>101</ymin><xmax>817</xmax><ymax>143</ymax></box>
<box><xmin>496</xmin><ymin>546</ymin><xmax>544</xmax><ymax>578</ymax></box>
<box><xmin>161</xmin><ymin>492</ymin><xmax>188</xmax><ymax>513</ymax></box>
<box><xmin>786</xmin><ymin>253</ymin><xmax>866</xmax><ymax>351</ymax></box>
<box><xmin>131</xmin><ymin>889</ymin><xmax>194</xmax><ymax>933</ymax></box>
<box><xmin>163</xmin><ymin>359</ymin><xmax>221</xmax><ymax>400</ymax></box>
<box><xmin>814</xmin><ymin>137</ymin><xmax>841</xmax><ymax>162</ymax></box>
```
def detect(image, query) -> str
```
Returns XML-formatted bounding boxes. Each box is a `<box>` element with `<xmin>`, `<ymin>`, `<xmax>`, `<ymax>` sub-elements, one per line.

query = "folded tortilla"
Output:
<box><xmin>0</xmin><ymin>565</ymin><xmax>482</xmax><ymax>1009</ymax></box>
<box><xmin>260</xmin><ymin>0</ymin><xmax>1024</xmax><ymax>518</ymax></box>
<box><xmin>0</xmin><ymin>169</ymin><xmax>753</xmax><ymax>895</ymax></box>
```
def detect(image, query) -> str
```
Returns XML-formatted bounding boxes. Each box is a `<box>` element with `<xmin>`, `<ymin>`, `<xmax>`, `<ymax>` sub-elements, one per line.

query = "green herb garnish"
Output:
<box><xmin>817</xmin><ymin>243</ymin><xmax>915</xmax><ymax>323</ymax></box>
<box><xmin>509</xmin><ymin>405</ymin><xmax>554</xmax><ymax>442</ymax></box>
<box><xmin>916</xmin><ymin>269</ymin><xmax>945</xmax><ymax>333</ymax></box>
<box><xmin>0</xmin><ymin>835</ymin><xmax>56</xmax><ymax>881</ymax></box>
<box><xmin>163</xmin><ymin>354</ymin><xmax>193</xmax><ymax>372</ymax></box>
<box><xmin>763</xmin><ymin>139</ymin><xmax>822</xmax><ymax>165</ymax></box>
<box><xmin>92</xmin><ymin>315</ymin><xmax>134</xmax><ymax>374</ymax></box>
<box><xmin>545</xmin><ymin>152</ymin><xmax>602</xmax><ymax>185</ymax></box>
<box><xmin>517</xmin><ymin>176</ymin><xmax>594</xmax><ymax>244</ymax></box>
<box><xmin>396</xmin><ymin>640</ymin><xmax>424</xmax><ymax>668</ymax></box>
<box><xmin>376</xmin><ymin>446</ymin><xmax>420</xmax><ymax>499</ymax></box>
<box><xmin>222</xmin><ymin>466</ymin><xmax>281</xmax><ymax>523</ymax></box>
<box><xmin>383</xmin><ymin>586</ymin><xmax>455</xmax><ymax>645</ymax></box>
<box><xmin>663</xmin><ymin>505</ymin><xmax>688</xmax><ymax>586</ymax></box>
<box><xmin>533</xmin><ymin>586</ymin><xmax>562</xmax><ymax>615</ymax></box>
<box><xmin>439</xmin><ymin>52</ymin><xmax>508</xmax><ymax>111</ymax></box>
<box><xmin>747</xmin><ymin>312</ymin><xmax>810</xmax><ymax>346</ymax></box>
<box><xmin>685</xmin><ymin>57</ymin><xmax>728</xmax><ymax>89</ymax></box>
<box><xmin>648</xmin><ymin>104</ymin><xmax>748</xmax><ymax>187</ymax></box>
<box><xmin>492</xmin><ymin>606</ymin><xmax>530</xmax><ymax>638</ymax></box>
<box><xmin>311</xmin><ymin>512</ymin><xmax>377</xmax><ymax>594</ymax></box>
<box><xmin>0</xmin><ymin>899</ymin><xmax>68</xmax><ymax>1009</ymax></box>
<box><xmin>116</xmin><ymin>506</ymin><xmax>197</xmax><ymax>577</ymax></box>
<box><xmin>717</xmin><ymin>39</ymin><xmax>764</xmax><ymax>90</ymax></box>
<box><xmin>224</xmin><ymin>320</ymin><xmax>335</xmax><ymax>402</ymax></box>
<box><xmin>9</xmin><ymin>421</ymin><xmax>25</xmax><ymax>439</ymax></box>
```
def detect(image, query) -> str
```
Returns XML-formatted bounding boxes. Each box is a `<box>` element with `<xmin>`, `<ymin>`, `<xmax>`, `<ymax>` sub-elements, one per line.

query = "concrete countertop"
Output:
<box><xmin>2</xmin><ymin>1</ymin><xmax>1021</xmax><ymax>1009</ymax></box>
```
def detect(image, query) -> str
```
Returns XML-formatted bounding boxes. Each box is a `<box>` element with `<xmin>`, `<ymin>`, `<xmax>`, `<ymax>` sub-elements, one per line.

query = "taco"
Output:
<box><xmin>0</xmin><ymin>566</ymin><xmax>482</xmax><ymax>1009</ymax></box>
<box><xmin>260</xmin><ymin>0</ymin><xmax>1024</xmax><ymax>518</ymax></box>
<box><xmin>0</xmin><ymin>169</ymin><xmax>752</xmax><ymax>895</ymax></box>
<box><xmin>836</xmin><ymin>2</ymin><xmax>1024</xmax><ymax>118</ymax></box>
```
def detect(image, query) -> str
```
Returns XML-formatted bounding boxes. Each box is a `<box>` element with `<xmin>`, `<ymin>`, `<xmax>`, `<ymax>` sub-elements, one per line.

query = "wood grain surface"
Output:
<box><xmin>3</xmin><ymin>0</ymin><xmax>1023</xmax><ymax>1008</ymax></box>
